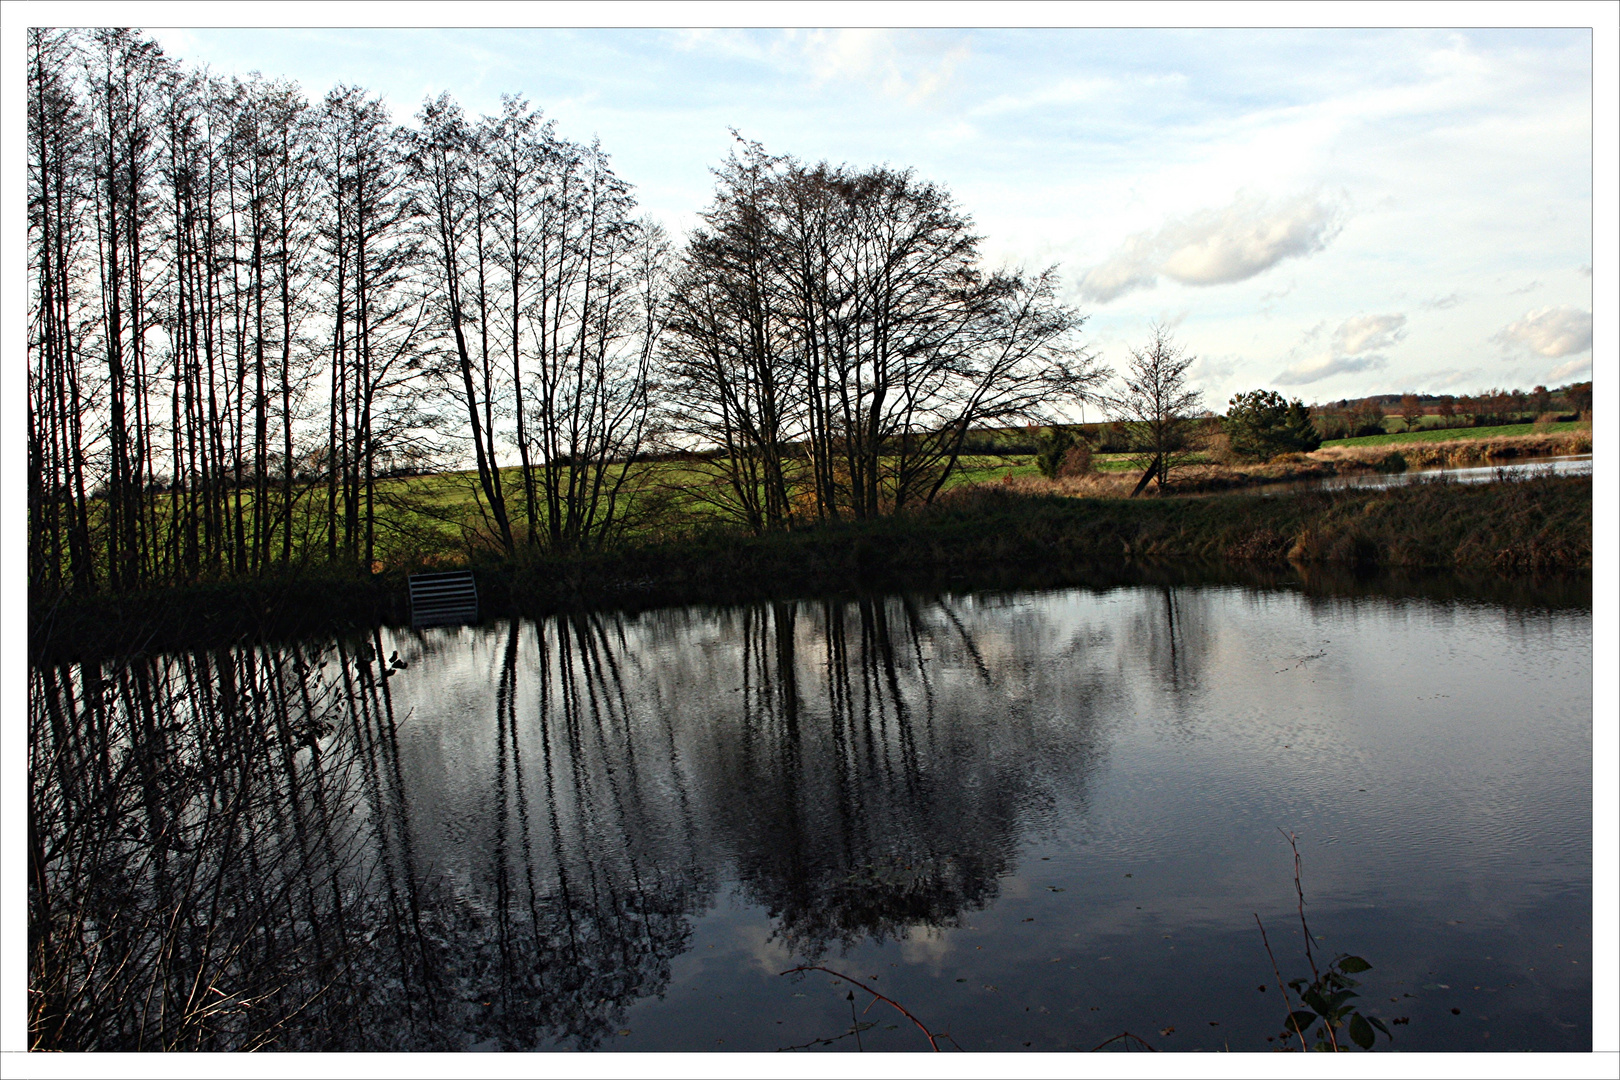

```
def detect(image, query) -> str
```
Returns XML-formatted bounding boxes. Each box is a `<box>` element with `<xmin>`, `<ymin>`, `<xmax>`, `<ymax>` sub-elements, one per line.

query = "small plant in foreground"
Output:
<box><xmin>1255</xmin><ymin>831</ymin><xmax>1393</xmax><ymax>1052</ymax></box>
<box><xmin>1276</xmin><ymin>952</ymin><xmax>1390</xmax><ymax>1051</ymax></box>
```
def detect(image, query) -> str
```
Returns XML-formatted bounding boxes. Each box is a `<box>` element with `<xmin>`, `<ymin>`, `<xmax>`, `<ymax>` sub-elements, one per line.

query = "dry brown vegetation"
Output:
<box><xmin>1310</xmin><ymin>430</ymin><xmax>1590</xmax><ymax>470</ymax></box>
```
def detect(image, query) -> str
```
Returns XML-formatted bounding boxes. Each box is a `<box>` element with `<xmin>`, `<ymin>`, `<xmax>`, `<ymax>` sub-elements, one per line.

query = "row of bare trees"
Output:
<box><xmin>404</xmin><ymin>94</ymin><xmax>665</xmax><ymax>557</ymax></box>
<box><xmin>28</xmin><ymin>27</ymin><xmax>412</xmax><ymax>593</ymax></box>
<box><xmin>28</xmin><ymin>29</ymin><xmax>1098</xmax><ymax>597</ymax></box>
<box><xmin>27</xmin><ymin>28</ymin><xmax>669</xmax><ymax>594</ymax></box>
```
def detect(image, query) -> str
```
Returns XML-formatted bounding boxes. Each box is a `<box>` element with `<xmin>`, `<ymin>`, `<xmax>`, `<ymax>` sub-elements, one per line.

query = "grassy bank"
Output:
<box><xmin>1311</xmin><ymin>429</ymin><xmax>1590</xmax><ymax>468</ymax></box>
<box><xmin>42</xmin><ymin>431</ymin><xmax>1585</xmax><ymax>588</ymax></box>
<box><xmin>1000</xmin><ymin>429</ymin><xmax>1592</xmax><ymax>498</ymax></box>
<box><xmin>32</xmin><ymin>472</ymin><xmax>1590</xmax><ymax>664</ymax></box>
<box><xmin>1319</xmin><ymin>419</ymin><xmax>1589</xmax><ymax>448</ymax></box>
<box><xmin>1051</xmin><ymin>426</ymin><xmax>1591</xmax><ymax>487</ymax></box>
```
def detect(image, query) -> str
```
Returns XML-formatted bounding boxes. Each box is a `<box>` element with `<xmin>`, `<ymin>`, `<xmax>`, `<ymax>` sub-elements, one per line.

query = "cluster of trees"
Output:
<box><xmin>27</xmin><ymin>27</ymin><xmax>433</xmax><ymax>594</ymax></box>
<box><xmin>662</xmin><ymin>138</ymin><xmax>1100</xmax><ymax>530</ymax></box>
<box><xmin>27</xmin><ymin>29</ymin><xmax>1100</xmax><ymax>597</ymax></box>
<box><xmin>1222</xmin><ymin>390</ymin><xmax>1321</xmax><ymax>459</ymax></box>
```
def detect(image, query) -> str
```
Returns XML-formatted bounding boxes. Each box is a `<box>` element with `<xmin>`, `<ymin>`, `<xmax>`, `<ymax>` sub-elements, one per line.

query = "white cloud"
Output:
<box><xmin>1420</xmin><ymin>367</ymin><xmax>1483</xmax><ymax>390</ymax></box>
<box><xmin>1077</xmin><ymin>234</ymin><xmax>1161</xmax><ymax>304</ymax></box>
<box><xmin>1275</xmin><ymin>351</ymin><xmax>1389</xmax><ymax>386</ymax></box>
<box><xmin>1186</xmin><ymin>352</ymin><xmax>1239</xmax><ymax>396</ymax></box>
<box><xmin>970</xmin><ymin>75</ymin><xmax>1116</xmax><ymax>118</ymax></box>
<box><xmin>792</xmin><ymin>29</ymin><xmax>967</xmax><ymax>106</ymax></box>
<box><xmin>799</xmin><ymin>29</ymin><xmax>889</xmax><ymax>83</ymax></box>
<box><xmin>1079</xmin><ymin>193</ymin><xmax>1343</xmax><ymax>303</ymax></box>
<box><xmin>1548</xmin><ymin>357</ymin><xmax>1592</xmax><ymax>381</ymax></box>
<box><xmin>671</xmin><ymin>29</ymin><xmax>769</xmax><ymax>61</ymax></box>
<box><xmin>1258</xmin><ymin>277</ymin><xmax>1297</xmax><ymax>307</ymax></box>
<box><xmin>1274</xmin><ymin>313</ymin><xmax>1405</xmax><ymax>385</ymax></box>
<box><xmin>1160</xmin><ymin>198</ymin><xmax>1341</xmax><ymax>286</ymax></box>
<box><xmin>1498</xmin><ymin>306</ymin><xmax>1592</xmax><ymax>358</ymax></box>
<box><xmin>1333</xmin><ymin>313</ymin><xmax>1407</xmax><ymax>355</ymax></box>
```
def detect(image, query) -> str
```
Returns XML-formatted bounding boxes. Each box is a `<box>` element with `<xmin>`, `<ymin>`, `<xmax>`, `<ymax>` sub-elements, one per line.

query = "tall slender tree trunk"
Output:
<box><xmin>278</xmin><ymin>129</ymin><xmax>296</xmax><ymax>567</ymax></box>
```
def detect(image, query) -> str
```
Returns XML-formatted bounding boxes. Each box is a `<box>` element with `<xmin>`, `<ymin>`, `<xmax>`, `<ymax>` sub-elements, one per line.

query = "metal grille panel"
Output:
<box><xmin>408</xmin><ymin>570</ymin><xmax>478</xmax><ymax>628</ymax></box>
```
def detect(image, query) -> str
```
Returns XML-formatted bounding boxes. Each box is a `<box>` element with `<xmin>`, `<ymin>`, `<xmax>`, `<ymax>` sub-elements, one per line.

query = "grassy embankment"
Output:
<box><xmin>1071</xmin><ymin>419</ymin><xmax>1590</xmax><ymax>476</ymax></box>
<box><xmin>1317</xmin><ymin>419</ymin><xmax>1589</xmax><ymax>448</ymax></box>
<box><xmin>37</xmin><ymin>424</ymin><xmax>1590</xmax><ymax>582</ymax></box>
<box><xmin>33</xmin><ymin>471</ymin><xmax>1591</xmax><ymax>663</ymax></box>
<box><xmin>47</xmin><ymin>454</ymin><xmax>1031</xmax><ymax>574</ymax></box>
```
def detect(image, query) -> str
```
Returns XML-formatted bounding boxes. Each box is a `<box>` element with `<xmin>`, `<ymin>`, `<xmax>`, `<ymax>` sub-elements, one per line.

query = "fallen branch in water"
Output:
<box><xmin>1091</xmin><ymin>1030</ymin><xmax>1157</xmax><ymax>1052</ymax></box>
<box><xmin>779</xmin><ymin>964</ymin><xmax>943</xmax><ymax>1051</ymax></box>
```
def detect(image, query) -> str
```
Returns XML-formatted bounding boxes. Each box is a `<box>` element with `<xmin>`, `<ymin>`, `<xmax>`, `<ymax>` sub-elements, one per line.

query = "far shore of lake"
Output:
<box><xmin>30</xmin><ymin>471</ymin><xmax>1592</xmax><ymax>665</ymax></box>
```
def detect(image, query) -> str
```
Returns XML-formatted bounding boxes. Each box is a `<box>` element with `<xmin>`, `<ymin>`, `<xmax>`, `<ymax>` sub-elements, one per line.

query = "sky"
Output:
<box><xmin>131</xmin><ymin>21</ymin><xmax>1600</xmax><ymax>410</ymax></box>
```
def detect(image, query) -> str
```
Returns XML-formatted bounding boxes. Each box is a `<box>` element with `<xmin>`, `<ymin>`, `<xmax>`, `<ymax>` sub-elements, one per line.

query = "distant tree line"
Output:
<box><xmin>1312</xmin><ymin>382</ymin><xmax>1591</xmax><ymax>439</ymax></box>
<box><xmin>1026</xmin><ymin>367</ymin><xmax>1592</xmax><ymax>487</ymax></box>
<box><xmin>27</xmin><ymin>29</ymin><xmax>1103</xmax><ymax>596</ymax></box>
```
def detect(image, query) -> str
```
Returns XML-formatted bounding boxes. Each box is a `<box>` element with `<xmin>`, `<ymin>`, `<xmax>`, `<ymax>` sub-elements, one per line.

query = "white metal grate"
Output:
<box><xmin>408</xmin><ymin>570</ymin><xmax>479</xmax><ymax>628</ymax></box>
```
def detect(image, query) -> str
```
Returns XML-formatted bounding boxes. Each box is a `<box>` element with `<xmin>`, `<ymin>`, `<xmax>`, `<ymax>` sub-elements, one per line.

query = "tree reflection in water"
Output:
<box><xmin>708</xmin><ymin>596</ymin><xmax>1111</xmax><ymax>958</ymax></box>
<box><xmin>30</xmin><ymin>593</ymin><xmax>1123</xmax><ymax>1050</ymax></box>
<box><xmin>30</xmin><ymin>631</ymin><xmax>426</xmax><ymax>1050</ymax></box>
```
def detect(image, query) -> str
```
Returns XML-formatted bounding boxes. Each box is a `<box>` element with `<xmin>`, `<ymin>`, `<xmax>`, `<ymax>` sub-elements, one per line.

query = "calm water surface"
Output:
<box><xmin>1253</xmin><ymin>454</ymin><xmax>1591</xmax><ymax>496</ymax></box>
<box><xmin>31</xmin><ymin>583</ymin><xmax>1591</xmax><ymax>1052</ymax></box>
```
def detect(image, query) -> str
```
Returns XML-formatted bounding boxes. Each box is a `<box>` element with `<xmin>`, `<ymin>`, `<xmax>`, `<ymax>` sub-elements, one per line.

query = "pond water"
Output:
<box><xmin>30</xmin><ymin>581</ymin><xmax>1591</xmax><ymax>1052</ymax></box>
<box><xmin>1252</xmin><ymin>454</ymin><xmax>1592</xmax><ymax>497</ymax></box>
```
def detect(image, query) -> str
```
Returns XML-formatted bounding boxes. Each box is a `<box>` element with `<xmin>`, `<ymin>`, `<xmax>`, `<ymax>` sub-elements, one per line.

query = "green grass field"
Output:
<box><xmin>1319</xmin><ymin>420</ymin><xmax>1589</xmax><ymax>448</ymax></box>
<box><xmin>356</xmin><ymin>420</ymin><xmax>1591</xmax><ymax>541</ymax></box>
<box><xmin>42</xmin><ymin>452</ymin><xmax>1065</xmax><ymax>582</ymax></box>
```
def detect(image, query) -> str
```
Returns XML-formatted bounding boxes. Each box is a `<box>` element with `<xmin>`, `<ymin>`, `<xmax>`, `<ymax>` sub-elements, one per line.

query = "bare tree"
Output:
<box><xmin>404</xmin><ymin>94</ymin><xmax>663</xmax><ymax>556</ymax></box>
<box><xmin>524</xmin><ymin>141</ymin><xmax>665</xmax><ymax>552</ymax></box>
<box><xmin>483</xmin><ymin>95</ymin><xmax>549</xmax><ymax>544</ymax></box>
<box><xmin>783</xmin><ymin>160</ymin><xmax>1098</xmax><ymax>519</ymax></box>
<box><xmin>1399</xmin><ymin>393</ymin><xmax>1424</xmax><ymax>432</ymax></box>
<box><xmin>319</xmin><ymin>85</ymin><xmax>426</xmax><ymax>568</ymax></box>
<box><xmin>1101</xmin><ymin>324</ymin><xmax>1204</xmax><ymax>494</ymax></box>
<box><xmin>28</xmin><ymin>27</ymin><xmax>97</xmax><ymax>592</ymax></box>
<box><xmin>661</xmin><ymin>143</ymin><xmax>1100</xmax><ymax>530</ymax></box>
<box><xmin>1436</xmin><ymin>395</ymin><xmax>1457</xmax><ymax>429</ymax></box>
<box><xmin>405</xmin><ymin>93</ymin><xmax>516</xmax><ymax>554</ymax></box>
<box><xmin>662</xmin><ymin>138</ymin><xmax>801</xmax><ymax>532</ymax></box>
